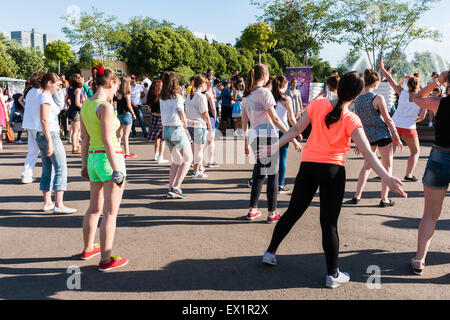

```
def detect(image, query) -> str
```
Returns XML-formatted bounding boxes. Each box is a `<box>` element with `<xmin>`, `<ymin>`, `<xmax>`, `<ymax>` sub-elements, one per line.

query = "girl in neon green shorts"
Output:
<box><xmin>80</xmin><ymin>66</ymin><xmax>129</xmax><ymax>272</ymax></box>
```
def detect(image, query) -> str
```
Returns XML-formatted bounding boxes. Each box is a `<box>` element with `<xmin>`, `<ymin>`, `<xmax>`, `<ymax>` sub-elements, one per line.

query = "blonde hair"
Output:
<box><xmin>119</xmin><ymin>76</ymin><xmax>131</xmax><ymax>96</ymax></box>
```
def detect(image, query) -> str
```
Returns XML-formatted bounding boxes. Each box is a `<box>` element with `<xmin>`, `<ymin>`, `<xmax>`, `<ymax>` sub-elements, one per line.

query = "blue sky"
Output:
<box><xmin>1</xmin><ymin>0</ymin><xmax>449</xmax><ymax>69</ymax></box>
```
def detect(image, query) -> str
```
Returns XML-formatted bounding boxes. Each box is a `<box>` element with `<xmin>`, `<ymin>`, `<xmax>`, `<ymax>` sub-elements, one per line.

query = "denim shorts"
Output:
<box><xmin>117</xmin><ymin>112</ymin><xmax>133</xmax><ymax>126</ymax></box>
<box><xmin>188</xmin><ymin>127</ymin><xmax>207</xmax><ymax>145</ymax></box>
<box><xmin>163</xmin><ymin>126</ymin><xmax>190</xmax><ymax>150</ymax></box>
<box><xmin>422</xmin><ymin>147</ymin><xmax>450</xmax><ymax>189</ymax></box>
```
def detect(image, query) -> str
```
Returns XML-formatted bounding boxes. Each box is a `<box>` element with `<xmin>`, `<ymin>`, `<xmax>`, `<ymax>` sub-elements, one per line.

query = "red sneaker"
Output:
<box><xmin>125</xmin><ymin>153</ymin><xmax>137</xmax><ymax>159</ymax></box>
<box><xmin>81</xmin><ymin>244</ymin><xmax>101</xmax><ymax>260</ymax></box>
<box><xmin>98</xmin><ymin>256</ymin><xmax>129</xmax><ymax>272</ymax></box>
<box><xmin>247</xmin><ymin>211</ymin><xmax>262</xmax><ymax>220</ymax></box>
<box><xmin>267</xmin><ymin>212</ymin><xmax>281</xmax><ymax>224</ymax></box>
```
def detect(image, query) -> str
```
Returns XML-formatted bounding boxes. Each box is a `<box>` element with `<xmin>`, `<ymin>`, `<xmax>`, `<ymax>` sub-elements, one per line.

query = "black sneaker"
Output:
<box><xmin>351</xmin><ymin>197</ymin><xmax>360</xmax><ymax>205</ymax></box>
<box><xmin>278</xmin><ymin>186</ymin><xmax>290</xmax><ymax>194</ymax></box>
<box><xmin>379</xmin><ymin>199</ymin><xmax>395</xmax><ymax>208</ymax></box>
<box><xmin>404</xmin><ymin>176</ymin><xmax>418</xmax><ymax>182</ymax></box>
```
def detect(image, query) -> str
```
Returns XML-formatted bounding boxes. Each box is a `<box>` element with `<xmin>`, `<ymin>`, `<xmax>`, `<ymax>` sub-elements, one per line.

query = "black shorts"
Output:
<box><xmin>68</xmin><ymin>109</ymin><xmax>81</xmax><ymax>122</ymax></box>
<box><xmin>370</xmin><ymin>137</ymin><xmax>392</xmax><ymax>147</ymax></box>
<box><xmin>221</xmin><ymin>107</ymin><xmax>233</xmax><ymax>122</ymax></box>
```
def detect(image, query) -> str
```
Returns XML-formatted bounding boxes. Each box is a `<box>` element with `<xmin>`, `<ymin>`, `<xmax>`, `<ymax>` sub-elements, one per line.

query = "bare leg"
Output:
<box><xmin>378</xmin><ymin>143</ymin><xmax>394</xmax><ymax>202</ymax></box>
<box><xmin>42</xmin><ymin>190</ymin><xmax>53</xmax><ymax>207</ymax></box>
<box><xmin>404</xmin><ymin>136</ymin><xmax>420</xmax><ymax>178</ymax></box>
<box><xmin>415</xmin><ymin>186</ymin><xmax>447</xmax><ymax>263</ymax></box>
<box><xmin>99</xmin><ymin>180</ymin><xmax>125</xmax><ymax>262</ymax></box>
<box><xmin>123</xmin><ymin>125</ymin><xmax>131</xmax><ymax>156</ymax></box>
<box><xmin>172</xmin><ymin>146</ymin><xmax>193</xmax><ymax>189</ymax></box>
<box><xmin>83</xmin><ymin>182</ymin><xmax>104</xmax><ymax>252</ymax></box>
<box><xmin>154</xmin><ymin>138</ymin><xmax>161</xmax><ymax>158</ymax></box>
<box><xmin>158</xmin><ymin>140</ymin><xmax>166</xmax><ymax>158</ymax></box>
<box><xmin>354</xmin><ymin>145</ymin><xmax>378</xmax><ymax>200</ymax></box>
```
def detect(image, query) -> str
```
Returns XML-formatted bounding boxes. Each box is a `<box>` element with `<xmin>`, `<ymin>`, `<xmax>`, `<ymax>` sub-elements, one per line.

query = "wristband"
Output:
<box><xmin>391</xmin><ymin>130</ymin><xmax>397</xmax><ymax>135</ymax></box>
<box><xmin>112</xmin><ymin>171</ymin><xmax>125</xmax><ymax>186</ymax></box>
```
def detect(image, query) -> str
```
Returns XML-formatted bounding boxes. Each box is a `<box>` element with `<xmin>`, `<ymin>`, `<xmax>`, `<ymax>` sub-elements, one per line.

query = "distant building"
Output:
<box><xmin>10</xmin><ymin>29</ymin><xmax>57</xmax><ymax>51</ymax></box>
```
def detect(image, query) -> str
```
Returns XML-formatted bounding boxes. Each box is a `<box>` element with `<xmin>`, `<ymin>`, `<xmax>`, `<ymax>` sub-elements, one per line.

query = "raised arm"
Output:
<box><xmin>379</xmin><ymin>59</ymin><xmax>403</xmax><ymax>96</ymax></box>
<box><xmin>414</xmin><ymin>70</ymin><xmax>448</xmax><ymax>115</ymax></box>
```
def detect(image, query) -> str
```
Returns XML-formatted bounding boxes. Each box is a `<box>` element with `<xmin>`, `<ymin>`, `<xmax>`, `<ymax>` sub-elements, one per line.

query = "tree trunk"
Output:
<box><xmin>258</xmin><ymin>51</ymin><xmax>261</xmax><ymax>64</ymax></box>
<box><xmin>58</xmin><ymin>60</ymin><xmax>61</xmax><ymax>75</ymax></box>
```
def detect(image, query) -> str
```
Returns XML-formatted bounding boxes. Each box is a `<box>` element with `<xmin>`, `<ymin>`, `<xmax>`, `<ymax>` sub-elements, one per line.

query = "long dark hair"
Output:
<box><xmin>325</xmin><ymin>71</ymin><xmax>364</xmax><ymax>129</ymax></box>
<box><xmin>160</xmin><ymin>72</ymin><xmax>181</xmax><ymax>101</ymax></box>
<box><xmin>271</xmin><ymin>75</ymin><xmax>288</xmax><ymax>103</ymax></box>
<box><xmin>147</xmin><ymin>79</ymin><xmax>162</xmax><ymax>108</ymax></box>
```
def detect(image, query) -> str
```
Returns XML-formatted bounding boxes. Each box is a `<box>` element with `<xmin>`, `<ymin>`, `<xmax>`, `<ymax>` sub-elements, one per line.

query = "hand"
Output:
<box><xmin>385</xmin><ymin>176</ymin><xmax>407</xmax><ymax>199</ymax></box>
<box><xmin>438</xmin><ymin>71</ymin><xmax>448</xmax><ymax>85</ymax></box>
<box><xmin>379</xmin><ymin>59</ymin><xmax>385</xmax><ymax>71</ymax></box>
<box><xmin>81</xmin><ymin>167</ymin><xmax>90</xmax><ymax>181</ymax></box>
<box><xmin>393</xmin><ymin>133</ymin><xmax>404</xmax><ymax>151</ymax></box>
<box><xmin>354</xmin><ymin>147</ymin><xmax>361</xmax><ymax>156</ymax></box>
<box><xmin>112</xmin><ymin>171</ymin><xmax>125</xmax><ymax>186</ymax></box>
<box><xmin>244</xmin><ymin>143</ymin><xmax>251</xmax><ymax>158</ymax></box>
<box><xmin>132</xmin><ymin>113</ymin><xmax>137</xmax><ymax>121</ymax></box>
<box><xmin>292</xmin><ymin>139</ymin><xmax>302</xmax><ymax>152</ymax></box>
<box><xmin>46</xmin><ymin>144</ymin><xmax>54</xmax><ymax>157</ymax></box>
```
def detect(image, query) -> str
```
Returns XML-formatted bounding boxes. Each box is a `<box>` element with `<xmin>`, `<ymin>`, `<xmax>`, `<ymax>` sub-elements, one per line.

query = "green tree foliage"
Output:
<box><xmin>44</xmin><ymin>40</ymin><xmax>73</xmax><ymax>74</ymax></box>
<box><xmin>339</xmin><ymin>0</ymin><xmax>442</xmax><ymax>69</ymax></box>
<box><xmin>62</xmin><ymin>7</ymin><xmax>127</xmax><ymax>64</ymax></box>
<box><xmin>173</xmin><ymin>66</ymin><xmax>195</xmax><ymax>85</ymax></box>
<box><xmin>239</xmin><ymin>22</ymin><xmax>278</xmax><ymax>64</ymax></box>
<box><xmin>5</xmin><ymin>40</ymin><xmax>47</xmax><ymax>79</ymax></box>
<box><xmin>258</xmin><ymin>53</ymin><xmax>282</xmax><ymax>76</ymax></box>
<box><xmin>271</xmin><ymin>48</ymin><xmax>300</xmax><ymax>72</ymax></box>
<box><xmin>309</xmin><ymin>56</ymin><xmax>333</xmax><ymax>82</ymax></box>
<box><xmin>0</xmin><ymin>41</ymin><xmax>18</xmax><ymax>78</ymax></box>
<box><xmin>252</xmin><ymin>0</ymin><xmax>343</xmax><ymax>66</ymax></box>
<box><xmin>213</xmin><ymin>42</ymin><xmax>242</xmax><ymax>78</ymax></box>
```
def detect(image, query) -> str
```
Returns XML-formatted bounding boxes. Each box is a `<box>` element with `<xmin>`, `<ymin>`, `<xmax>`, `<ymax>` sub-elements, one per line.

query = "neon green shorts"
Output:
<box><xmin>88</xmin><ymin>152</ymin><xmax>127</xmax><ymax>183</ymax></box>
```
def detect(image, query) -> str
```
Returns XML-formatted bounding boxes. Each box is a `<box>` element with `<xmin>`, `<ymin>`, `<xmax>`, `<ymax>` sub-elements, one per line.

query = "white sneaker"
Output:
<box><xmin>325</xmin><ymin>270</ymin><xmax>350</xmax><ymax>289</ymax></box>
<box><xmin>16</xmin><ymin>140</ymin><xmax>24</xmax><ymax>144</ymax></box>
<box><xmin>262</xmin><ymin>252</ymin><xmax>277</xmax><ymax>266</ymax></box>
<box><xmin>157</xmin><ymin>158</ymin><xmax>169</xmax><ymax>164</ymax></box>
<box><xmin>191</xmin><ymin>172</ymin><xmax>208</xmax><ymax>179</ymax></box>
<box><xmin>154</xmin><ymin>154</ymin><xmax>159</xmax><ymax>161</ymax></box>
<box><xmin>42</xmin><ymin>204</ymin><xmax>55</xmax><ymax>212</ymax></box>
<box><xmin>21</xmin><ymin>177</ymin><xmax>36</xmax><ymax>184</ymax></box>
<box><xmin>428</xmin><ymin>122</ymin><xmax>433</xmax><ymax>128</ymax></box>
<box><xmin>53</xmin><ymin>207</ymin><xmax>77</xmax><ymax>215</ymax></box>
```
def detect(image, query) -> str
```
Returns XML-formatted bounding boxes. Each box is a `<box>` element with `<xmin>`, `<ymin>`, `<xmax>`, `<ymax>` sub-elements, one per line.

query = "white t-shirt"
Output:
<box><xmin>275</xmin><ymin>101</ymin><xmax>288</xmax><ymax>130</ymax></box>
<box><xmin>160</xmin><ymin>95</ymin><xmax>185</xmax><ymax>127</ymax></box>
<box><xmin>130</xmin><ymin>84</ymin><xmax>143</xmax><ymax>105</ymax></box>
<box><xmin>392</xmin><ymin>90</ymin><xmax>421</xmax><ymax>129</ymax></box>
<box><xmin>142</xmin><ymin>78</ymin><xmax>152</xmax><ymax>89</ymax></box>
<box><xmin>185</xmin><ymin>92</ymin><xmax>208</xmax><ymax>128</ymax></box>
<box><xmin>38</xmin><ymin>92</ymin><xmax>61</xmax><ymax>133</ymax></box>
<box><xmin>22</xmin><ymin>88</ymin><xmax>43</xmax><ymax>131</ymax></box>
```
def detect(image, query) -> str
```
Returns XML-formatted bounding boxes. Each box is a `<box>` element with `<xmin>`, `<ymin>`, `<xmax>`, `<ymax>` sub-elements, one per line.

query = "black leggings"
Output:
<box><xmin>267</xmin><ymin>162</ymin><xmax>346</xmax><ymax>275</ymax></box>
<box><xmin>250</xmin><ymin>136</ymin><xmax>279</xmax><ymax>212</ymax></box>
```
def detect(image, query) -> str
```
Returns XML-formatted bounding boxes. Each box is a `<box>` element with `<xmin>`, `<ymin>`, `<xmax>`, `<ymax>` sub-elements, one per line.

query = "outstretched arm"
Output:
<box><xmin>379</xmin><ymin>59</ymin><xmax>403</xmax><ymax>96</ymax></box>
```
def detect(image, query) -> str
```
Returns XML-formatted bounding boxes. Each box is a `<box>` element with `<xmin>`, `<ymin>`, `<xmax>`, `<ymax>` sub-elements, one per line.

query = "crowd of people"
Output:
<box><xmin>0</xmin><ymin>61</ymin><xmax>448</xmax><ymax>288</ymax></box>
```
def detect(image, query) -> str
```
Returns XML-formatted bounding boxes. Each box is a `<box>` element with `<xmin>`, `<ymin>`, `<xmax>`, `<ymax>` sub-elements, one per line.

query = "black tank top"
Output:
<box><xmin>435</xmin><ymin>96</ymin><xmax>450</xmax><ymax>148</ymax></box>
<box><xmin>115</xmin><ymin>95</ymin><xmax>129</xmax><ymax>115</ymax></box>
<box><xmin>67</xmin><ymin>87</ymin><xmax>78</xmax><ymax>112</ymax></box>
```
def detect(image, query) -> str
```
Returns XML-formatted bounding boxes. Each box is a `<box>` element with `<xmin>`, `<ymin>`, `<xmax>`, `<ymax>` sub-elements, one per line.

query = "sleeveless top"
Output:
<box><xmin>392</xmin><ymin>90</ymin><xmax>421</xmax><ymax>129</ymax></box>
<box><xmin>114</xmin><ymin>95</ymin><xmax>129</xmax><ymax>115</ymax></box>
<box><xmin>275</xmin><ymin>100</ymin><xmax>288</xmax><ymax>130</ymax></box>
<box><xmin>67</xmin><ymin>87</ymin><xmax>81</xmax><ymax>113</ymax></box>
<box><xmin>354</xmin><ymin>92</ymin><xmax>391</xmax><ymax>143</ymax></box>
<box><xmin>435</xmin><ymin>96</ymin><xmax>450</xmax><ymax>148</ymax></box>
<box><xmin>81</xmin><ymin>98</ymin><xmax>121</xmax><ymax>151</ymax></box>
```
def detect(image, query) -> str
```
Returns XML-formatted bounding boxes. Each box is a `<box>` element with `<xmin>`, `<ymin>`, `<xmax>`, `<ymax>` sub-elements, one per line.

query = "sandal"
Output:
<box><xmin>411</xmin><ymin>258</ymin><xmax>425</xmax><ymax>275</ymax></box>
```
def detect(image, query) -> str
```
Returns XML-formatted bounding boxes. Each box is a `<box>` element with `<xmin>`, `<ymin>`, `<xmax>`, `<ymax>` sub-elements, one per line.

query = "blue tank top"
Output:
<box><xmin>354</xmin><ymin>92</ymin><xmax>391</xmax><ymax>143</ymax></box>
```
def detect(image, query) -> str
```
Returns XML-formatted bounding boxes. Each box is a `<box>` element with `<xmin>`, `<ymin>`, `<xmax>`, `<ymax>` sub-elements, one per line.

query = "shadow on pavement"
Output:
<box><xmin>0</xmin><ymin>250</ymin><xmax>448</xmax><ymax>299</ymax></box>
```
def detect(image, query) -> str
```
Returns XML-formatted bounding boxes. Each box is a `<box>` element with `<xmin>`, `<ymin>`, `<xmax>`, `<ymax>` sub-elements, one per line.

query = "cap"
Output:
<box><xmin>131</xmin><ymin>75</ymin><xmax>136</xmax><ymax>80</ymax></box>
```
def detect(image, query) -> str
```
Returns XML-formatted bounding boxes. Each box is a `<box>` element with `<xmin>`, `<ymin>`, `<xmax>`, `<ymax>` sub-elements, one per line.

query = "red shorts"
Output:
<box><xmin>397</xmin><ymin>127</ymin><xmax>418</xmax><ymax>139</ymax></box>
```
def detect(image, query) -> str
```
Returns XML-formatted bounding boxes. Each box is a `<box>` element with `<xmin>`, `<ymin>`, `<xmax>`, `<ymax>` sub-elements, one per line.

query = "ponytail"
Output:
<box><xmin>244</xmin><ymin>64</ymin><xmax>268</xmax><ymax>97</ymax></box>
<box><xmin>325</xmin><ymin>99</ymin><xmax>343</xmax><ymax>129</ymax></box>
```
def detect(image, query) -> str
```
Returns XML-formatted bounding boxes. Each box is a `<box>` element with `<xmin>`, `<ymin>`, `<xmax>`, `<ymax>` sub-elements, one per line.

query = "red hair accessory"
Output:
<box><xmin>92</xmin><ymin>65</ymin><xmax>105</xmax><ymax>77</ymax></box>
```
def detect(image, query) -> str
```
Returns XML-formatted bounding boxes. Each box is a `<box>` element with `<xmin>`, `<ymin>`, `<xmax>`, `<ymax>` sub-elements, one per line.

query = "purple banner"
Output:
<box><xmin>285</xmin><ymin>67</ymin><xmax>312</xmax><ymax>106</ymax></box>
